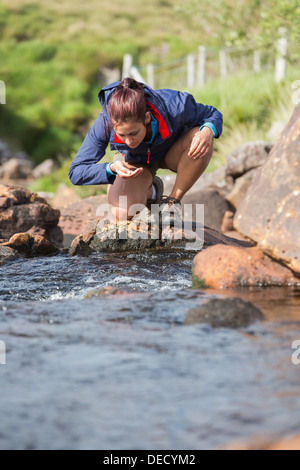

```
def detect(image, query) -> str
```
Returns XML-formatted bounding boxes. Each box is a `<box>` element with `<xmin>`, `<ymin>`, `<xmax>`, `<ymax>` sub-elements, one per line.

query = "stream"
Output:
<box><xmin>1</xmin><ymin>250</ymin><xmax>300</xmax><ymax>450</ymax></box>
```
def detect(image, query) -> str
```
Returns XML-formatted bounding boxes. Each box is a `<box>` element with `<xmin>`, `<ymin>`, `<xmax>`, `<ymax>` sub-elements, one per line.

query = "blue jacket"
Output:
<box><xmin>69</xmin><ymin>81</ymin><xmax>223</xmax><ymax>185</ymax></box>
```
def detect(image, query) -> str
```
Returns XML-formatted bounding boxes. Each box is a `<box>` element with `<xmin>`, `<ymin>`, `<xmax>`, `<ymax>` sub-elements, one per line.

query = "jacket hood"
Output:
<box><xmin>98</xmin><ymin>81</ymin><xmax>161</xmax><ymax>109</ymax></box>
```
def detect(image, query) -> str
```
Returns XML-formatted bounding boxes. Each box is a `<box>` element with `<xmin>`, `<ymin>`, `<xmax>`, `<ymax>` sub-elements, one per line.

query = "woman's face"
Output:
<box><xmin>113</xmin><ymin>113</ymin><xmax>151</xmax><ymax>148</ymax></box>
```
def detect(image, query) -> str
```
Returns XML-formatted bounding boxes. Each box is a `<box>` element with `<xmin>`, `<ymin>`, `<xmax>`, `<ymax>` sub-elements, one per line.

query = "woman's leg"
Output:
<box><xmin>164</xmin><ymin>127</ymin><xmax>213</xmax><ymax>201</ymax></box>
<box><xmin>107</xmin><ymin>162</ymin><xmax>153</xmax><ymax>221</ymax></box>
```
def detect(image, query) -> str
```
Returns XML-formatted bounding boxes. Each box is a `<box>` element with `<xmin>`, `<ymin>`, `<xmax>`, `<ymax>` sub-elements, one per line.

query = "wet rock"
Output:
<box><xmin>70</xmin><ymin>215</ymin><xmax>254</xmax><ymax>255</ymax></box>
<box><xmin>69</xmin><ymin>235</ymin><xmax>93</xmax><ymax>256</ymax></box>
<box><xmin>0</xmin><ymin>184</ymin><xmax>63</xmax><ymax>247</ymax></box>
<box><xmin>225</xmin><ymin>140</ymin><xmax>273</xmax><ymax>179</ymax></box>
<box><xmin>192</xmin><ymin>245</ymin><xmax>299</xmax><ymax>289</ymax></box>
<box><xmin>85</xmin><ymin>286</ymin><xmax>137</xmax><ymax>299</ymax></box>
<box><xmin>185</xmin><ymin>297</ymin><xmax>264</xmax><ymax>328</ymax></box>
<box><xmin>234</xmin><ymin>104</ymin><xmax>300</xmax><ymax>274</ymax></box>
<box><xmin>0</xmin><ymin>245</ymin><xmax>21</xmax><ymax>265</ymax></box>
<box><xmin>2</xmin><ymin>232</ymin><xmax>59</xmax><ymax>257</ymax></box>
<box><xmin>89</xmin><ymin>219</ymin><xmax>163</xmax><ymax>253</ymax></box>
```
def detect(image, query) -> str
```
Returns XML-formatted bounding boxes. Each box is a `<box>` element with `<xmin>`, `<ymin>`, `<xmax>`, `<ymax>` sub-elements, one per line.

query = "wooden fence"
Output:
<box><xmin>122</xmin><ymin>32</ymin><xmax>289</xmax><ymax>90</ymax></box>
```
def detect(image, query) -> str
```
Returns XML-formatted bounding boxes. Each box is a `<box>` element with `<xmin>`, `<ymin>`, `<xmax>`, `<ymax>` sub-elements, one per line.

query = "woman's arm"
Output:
<box><xmin>68</xmin><ymin>113</ymin><xmax>115</xmax><ymax>185</ymax></box>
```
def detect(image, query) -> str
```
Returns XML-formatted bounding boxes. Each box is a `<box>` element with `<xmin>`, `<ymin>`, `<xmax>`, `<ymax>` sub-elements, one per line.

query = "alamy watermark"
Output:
<box><xmin>96</xmin><ymin>197</ymin><xmax>204</xmax><ymax>250</ymax></box>
<box><xmin>0</xmin><ymin>340</ymin><xmax>6</xmax><ymax>365</ymax></box>
<box><xmin>0</xmin><ymin>80</ymin><xmax>6</xmax><ymax>104</ymax></box>
<box><xmin>292</xmin><ymin>80</ymin><xmax>300</xmax><ymax>105</ymax></box>
<box><xmin>291</xmin><ymin>340</ymin><xmax>300</xmax><ymax>365</ymax></box>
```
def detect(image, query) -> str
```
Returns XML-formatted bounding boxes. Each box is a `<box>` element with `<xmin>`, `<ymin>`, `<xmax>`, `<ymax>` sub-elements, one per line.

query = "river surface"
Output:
<box><xmin>1</xmin><ymin>251</ymin><xmax>300</xmax><ymax>450</ymax></box>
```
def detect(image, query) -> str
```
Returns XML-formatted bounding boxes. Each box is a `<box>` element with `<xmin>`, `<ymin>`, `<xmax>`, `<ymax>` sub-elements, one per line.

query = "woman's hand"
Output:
<box><xmin>110</xmin><ymin>161</ymin><xmax>144</xmax><ymax>178</ymax></box>
<box><xmin>188</xmin><ymin>127</ymin><xmax>214</xmax><ymax>160</ymax></box>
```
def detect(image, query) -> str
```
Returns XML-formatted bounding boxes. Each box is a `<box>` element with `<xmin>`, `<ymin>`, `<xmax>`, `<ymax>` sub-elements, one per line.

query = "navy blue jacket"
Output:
<box><xmin>69</xmin><ymin>81</ymin><xmax>223</xmax><ymax>185</ymax></box>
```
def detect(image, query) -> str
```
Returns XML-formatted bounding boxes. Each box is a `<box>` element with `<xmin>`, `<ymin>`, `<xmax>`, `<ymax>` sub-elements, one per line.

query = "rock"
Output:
<box><xmin>181</xmin><ymin>188</ymin><xmax>235</xmax><ymax>231</ymax></box>
<box><xmin>185</xmin><ymin>297</ymin><xmax>264</xmax><ymax>328</ymax></box>
<box><xmin>225</xmin><ymin>167</ymin><xmax>259</xmax><ymax>209</ymax></box>
<box><xmin>71</xmin><ymin>216</ymin><xmax>253</xmax><ymax>255</ymax></box>
<box><xmin>203</xmin><ymin>225</ymin><xmax>254</xmax><ymax>248</ymax></box>
<box><xmin>234</xmin><ymin>104</ymin><xmax>300</xmax><ymax>274</ymax></box>
<box><xmin>51</xmin><ymin>184</ymin><xmax>81</xmax><ymax>209</ymax></box>
<box><xmin>32</xmin><ymin>159</ymin><xmax>58</xmax><ymax>179</ymax></box>
<box><xmin>0</xmin><ymin>157</ymin><xmax>33</xmax><ymax>180</ymax></box>
<box><xmin>90</xmin><ymin>219</ymin><xmax>163</xmax><ymax>253</ymax></box>
<box><xmin>192</xmin><ymin>245</ymin><xmax>299</xmax><ymax>289</ymax></box>
<box><xmin>222</xmin><ymin>432</ymin><xmax>300</xmax><ymax>450</ymax></box>
<box><xmin>0</xmin><ymin>245</ymin><xmax>21</xmax><ymax>265</ymax></box>
<box><xmin>85</xmin><ymin>286</ymin><xmax>136</xmax><ymax>299</ymax></box>
<box><xmin>268</xmin><ymin>433</ymin><xmax>300</xmax><ymax>451</ymax></box>
<box><xmin>225</xmin><ymin>141</ymin><xmax>272</xmax><ymax>179</ymax></box>
<box><xmin>2</xmin><ymin>232</ymin><xmax>59</xmax><ymax>257</ymax></box>
<box><xmin>0</xmin><ymin>184</ymin><xmax>63</xmax><ymax>247</ymax></box>
<box><xmin>220</xmin><ymin>210</ymin><xmax>235</xmax><ymax>233</ymax></box>
<box><xmin>58</xmin><ymin>194</ymin><xmax>107</xmax><ymax>247</ymax></box>
<box><xmin>0</xmin><ymin>141</ymin><xmax>12</xmax><ymax>164</ymax></box>
<box><xmin>161</xmin><ymin>167</ymin><xmax>234</xmax><ymax>197</ymax></box>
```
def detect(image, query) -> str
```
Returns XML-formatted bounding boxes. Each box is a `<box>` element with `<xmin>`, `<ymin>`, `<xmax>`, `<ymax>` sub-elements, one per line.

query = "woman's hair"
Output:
<box><xmin>108</xmin><ymin>77</ymin><xmax>147</xmax><ymax>124</ymax></box>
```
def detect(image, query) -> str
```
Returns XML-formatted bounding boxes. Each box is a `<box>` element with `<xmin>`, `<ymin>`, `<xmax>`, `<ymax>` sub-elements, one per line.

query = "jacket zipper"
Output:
<box><xmin>147</xmin><ymin>147</ymin><xmax>151</xmax><ymax>164</ymax></box>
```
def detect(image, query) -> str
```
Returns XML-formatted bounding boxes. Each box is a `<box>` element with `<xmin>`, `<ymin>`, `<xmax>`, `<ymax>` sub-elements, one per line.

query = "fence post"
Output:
<box><xmin>187</xmin><ymin>54</ymin><xmax>195</xmax><ymax>88</ymax></box>
<box><xmin>197</xmin><ymin>46</ymin><xmax>206</xmax><ymax>87</ymax></box>
<box><xmin>122</xmin><ymin>54</ymin><xmax>133</xmax><ymax>79</ymax></box>
<box><xmin>128</xmin><ymin>66</ymin><xmax>146</xmax><ymax>84</ymax></box>
<box><xmin>253</xmin><ymin>50</ymin><xmax>261</xmax><ymax>73</ymax></box>
<box><xmin>219</xmin><ymin>49</ymin><xmax>227</xmax><ymax>78</ymax></box>
<box><xmin>147</xmin><ymin>64</ymin><xmax>155</xmax><ymax>89</ymax></box>
<box><xmin>275</xmin><ymin>27</ymin><xmax>287</xmax><ymax>83</ymax></box>
<box><xmin>0</xmin><ymin>80</ymin><xmax>6</xmax><ymax>104</ymax></box>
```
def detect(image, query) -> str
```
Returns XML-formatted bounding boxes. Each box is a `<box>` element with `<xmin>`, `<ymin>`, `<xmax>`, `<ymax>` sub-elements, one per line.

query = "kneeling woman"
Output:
<box><xmin>69</xmin><ymin>77</ymin><xmax>223</xmax><ymax>221</ymax></box>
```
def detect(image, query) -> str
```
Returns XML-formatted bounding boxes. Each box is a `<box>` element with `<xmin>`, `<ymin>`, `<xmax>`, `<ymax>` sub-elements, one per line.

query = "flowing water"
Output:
<box><xmin>0</xmin><ymin>251</ymin><xmax>300</xmax><ymax>450</ymax></box>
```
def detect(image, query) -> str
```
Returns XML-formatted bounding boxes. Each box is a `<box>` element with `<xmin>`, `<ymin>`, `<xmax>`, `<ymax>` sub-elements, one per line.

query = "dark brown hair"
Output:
<box><xmin>108</xmin><ymin>77</ymin><xmax>148</xmax><ymax>124</ymax></box>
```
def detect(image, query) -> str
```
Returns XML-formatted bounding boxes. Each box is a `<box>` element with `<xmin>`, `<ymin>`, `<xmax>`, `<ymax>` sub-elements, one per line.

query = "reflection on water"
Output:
<box><xmin>0</xmin><ymin>252</ymin><xmax>300</xmax><ymax>449</ymax></box>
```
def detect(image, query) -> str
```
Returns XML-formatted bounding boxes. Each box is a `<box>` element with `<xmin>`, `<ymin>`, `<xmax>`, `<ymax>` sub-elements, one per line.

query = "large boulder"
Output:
<box><xmin>192</xmin><ymin>245</ymin><xmax>299</xmax><ymax>289</ymax></box>
<box><xmin>0</xmin><ymin>184</ymin><xmax>63</xmax><ymax>247</ymax></box>
<box><xmin>182</xmin><ymin>188</ymin><xmax>234</xmax><ymax>231</ymax></box>
<box><xmin>225</xmin><ymin>141</ymin><xmax>273</xmax><ymax>179</ymax></box>
<box><xmin>69</xmin><ymin>214</ymin><xmax>254</xmax><ymax>256</ymax></box>
<box><xmin>234</xmin><ymin>104</ymin><xmax>300</xmax><ymax>274</ymax></box>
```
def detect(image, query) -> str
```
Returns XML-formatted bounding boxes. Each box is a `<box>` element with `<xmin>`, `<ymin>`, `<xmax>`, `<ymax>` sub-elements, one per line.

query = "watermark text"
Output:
<box><xmin>0</xmin><ymin>340</ymin><xmax>6</xmax><ymax>365</ymax></box>
<box><xmin>96</xmin><ymin>197</ymin><xmax>204</xmax><ymax>250</ymax></box>
<box><xmin>291</xmin><ymin>340</ymin><xmax>300</xmax><ymax>365</ymax></box>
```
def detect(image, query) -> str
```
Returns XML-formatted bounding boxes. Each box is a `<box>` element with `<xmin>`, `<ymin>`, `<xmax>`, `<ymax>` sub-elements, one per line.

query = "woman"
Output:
<box><xmin>69</xmin><ymin>77</ymin><xmax>223</xmax><ymax>221</ymax></box>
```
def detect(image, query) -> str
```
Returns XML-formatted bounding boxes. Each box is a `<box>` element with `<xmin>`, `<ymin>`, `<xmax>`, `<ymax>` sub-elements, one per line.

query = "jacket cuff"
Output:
<box><xmin>199</xmin><ymin>122</ymin><xmax>219</xmax><ymax>138</ymax></box>
<box><xmin>106</xmin><ymin>162</ymin><xmax>117</xmax><ymax>178</ymax></box>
